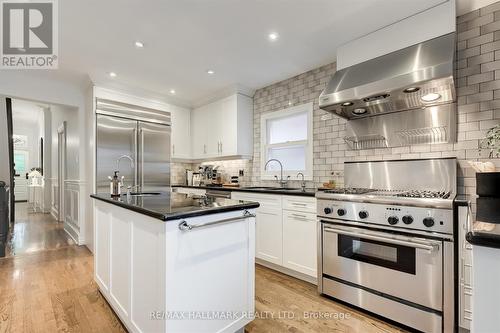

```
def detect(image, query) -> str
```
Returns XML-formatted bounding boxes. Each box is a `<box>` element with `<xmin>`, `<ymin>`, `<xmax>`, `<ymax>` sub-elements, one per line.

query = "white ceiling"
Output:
<box><xmin>56</xmin><ymin>0</ymin><xmax>466</xmax><ymax>107</ymax></box>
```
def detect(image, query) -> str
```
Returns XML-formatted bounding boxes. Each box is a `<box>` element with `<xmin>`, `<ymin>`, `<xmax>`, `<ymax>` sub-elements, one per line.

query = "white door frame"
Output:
<box><xmin>57</xmin><ymin>122</ymin><xmax>66</xmax><ymax>222</ymax></box>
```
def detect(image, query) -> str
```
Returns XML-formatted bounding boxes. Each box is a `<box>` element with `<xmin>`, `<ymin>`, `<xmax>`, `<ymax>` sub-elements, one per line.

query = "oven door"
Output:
<box><xmin>322</xmin><ymin>222</ymin><xmax>443</xmax><ymax>310</ymax></box>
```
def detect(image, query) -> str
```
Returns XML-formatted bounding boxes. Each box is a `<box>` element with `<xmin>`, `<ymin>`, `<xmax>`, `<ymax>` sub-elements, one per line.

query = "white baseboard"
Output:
<box><xmin>51</xmin><ymin>206</ymin><xmax>59</xmax><ymax>221</ymax></box>
<box><xmin>255</xmin><ymin>258</ymin><xmax>317</xmax><ymax>285</ymax></box>
<box><xmin>64</xmin><ymin>222</ymin><xmax>80</xmax><ymax>245</ymax></box>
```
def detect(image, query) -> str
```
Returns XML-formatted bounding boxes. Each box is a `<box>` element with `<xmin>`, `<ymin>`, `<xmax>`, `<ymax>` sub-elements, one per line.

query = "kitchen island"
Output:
<box><xmin>90</xmin><ymin>191</ymin><xmax>259</xmax><ymax>333</ymax></box>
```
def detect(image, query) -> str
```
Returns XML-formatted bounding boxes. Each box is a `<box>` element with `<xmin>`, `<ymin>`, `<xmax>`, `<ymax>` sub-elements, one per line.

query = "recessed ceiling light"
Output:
<box><xmin>421</xmin><ymin>93</ymin><xmax>441</xmax><ymax>102</ymax></box>
<box><xmin>268</xmin><ymin>32</ymin><xmax>279</xmax><ymax>41</ymax></box>
<box><xmin>170</xmin><ymin>89</ymin><xmax>176</xmax><ymax>94</ymax></box>
<box><xmin>207</xmin><ymin>69</ymin><xmax>215</xmax><ymax>75</ymax></box>
<box><xmin>109</xmin><ymin>72</ymin><xmax>117</xmax><ymax>78</ymax></box>
<box><xmin>341</xmin><ymin>102</ymin><xmax>353</xmax><ymax>106</ymax></box>
<box><xmin>352</xmin><ymin>108</ymin><xmax>367</xmax><ymax>115</ymax></box>
<box><xmin>135</xmin><ymin>41</ymin><xmax>144</xmax><ymax>48</ymax></box>
<box><xmin>403</xmin><ymin>87</ymin><xmax>420</xmax><ymax>93</ymax></box>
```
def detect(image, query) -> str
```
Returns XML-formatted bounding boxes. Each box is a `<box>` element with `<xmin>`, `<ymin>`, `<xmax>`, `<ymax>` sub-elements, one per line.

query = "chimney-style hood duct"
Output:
<box><xmin>319</xmin><ymin>33</ymin><xmax>456</xmax><ymax>119</ymax></box>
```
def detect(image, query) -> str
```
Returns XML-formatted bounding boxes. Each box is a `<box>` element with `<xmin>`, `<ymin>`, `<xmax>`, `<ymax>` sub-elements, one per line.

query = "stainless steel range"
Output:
<box><xmin>316</xmin><ymin>158</ymin><xmax>457</xmax><ymax>333</ymax></box>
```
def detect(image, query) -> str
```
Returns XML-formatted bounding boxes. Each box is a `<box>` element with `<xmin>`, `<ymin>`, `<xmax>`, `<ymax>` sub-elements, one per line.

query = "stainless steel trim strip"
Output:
<box><xmin>320</xmin><ymin>218</ymin><xmax>454</xmax><ymax>241</ymax></box>
<box><xmin>315</xmin><ymin>192</ymin><xmax>454</xmax><ymax>209</ymax></box>
<box><xmin>96</xmin><ymin>99</ymin><xmax>171</xmax><ymax>125</ymax></box>
<box><xmin>323</xmin><ymin>225</ymin><xmax>441</xmax><ymax>252</ymax></box>
<box><xmin>322</xmin><ymin>278</ymin><xmax>443</xmax><ymax>333</ymax></box>
<box><xmin>178</xmin><ymin>211</ymin><xmax>256</xmax><ymax>231</ymax></box>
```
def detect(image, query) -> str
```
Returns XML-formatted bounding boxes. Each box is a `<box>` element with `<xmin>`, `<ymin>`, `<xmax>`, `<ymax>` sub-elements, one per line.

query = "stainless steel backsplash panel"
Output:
<box><xmin>344</xmin><ymin>158</ymin><xmax>457</xmax><ymax>193</ymax></box>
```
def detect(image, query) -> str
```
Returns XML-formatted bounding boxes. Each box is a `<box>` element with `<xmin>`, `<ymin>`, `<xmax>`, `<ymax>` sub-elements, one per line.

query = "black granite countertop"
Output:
<box><xmin>90</xmin><ymin>191</ymin><xmax>259</xmax><ymax>221</ymax></box>
<box><xmin>172</xmin><ymin>185</ymin><xmax>317</xmax><ymax>197</ymax></box>
<box><xmin>454</xmin><ymin>195</ymin><xmax>472</xmax><ymax>206</ymax></box>
<box><xmin>454</xmin><ymin>195</ymin><xmax>500</xmax><ymax>249</ymax></box>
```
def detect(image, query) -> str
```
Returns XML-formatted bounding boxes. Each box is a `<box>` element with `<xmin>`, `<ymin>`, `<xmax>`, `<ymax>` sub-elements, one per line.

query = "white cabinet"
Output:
<box><xmin>169</xmin><ymin>105</ymin><xmax>191</xmax><ymax>160</ymax></box>
<box><xmin>191</xmin><ymin>93</ymin><xmax>253</xmax><ymax>160</ymax></box>
<box><xmin>191</xmin><ymin>103</ymin><xmax>216</xmax><ymax>158</ymax></box>
<box><xmin>232</xmin><ymin>192</ymin><xmax>283</xmax><ymax>265</ymax></box>
<box><xmin>93</xmin><ymin>199</ymin><xmax>256</xmax><ymax>333</ymax></box>
<box><xmin>282</xmin><ymin>196</ymin><xmax>317</xmax><ymax>278</ymax></box>
<box><xmin>231</xmin><ymin>191</ymin><xmax>317</xmax><ymax>281</ymax></box>
<box><xmin>458</xmin><ymin>205</ymin><xmax>473</xmax><ymax>330</ymax></box>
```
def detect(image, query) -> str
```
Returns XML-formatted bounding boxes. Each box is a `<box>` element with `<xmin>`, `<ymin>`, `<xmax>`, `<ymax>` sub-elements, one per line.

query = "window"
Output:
<box><xmin>260</xmin><ymin>103</ymin><xmax>313</xmax><ymax>180</ymax></box>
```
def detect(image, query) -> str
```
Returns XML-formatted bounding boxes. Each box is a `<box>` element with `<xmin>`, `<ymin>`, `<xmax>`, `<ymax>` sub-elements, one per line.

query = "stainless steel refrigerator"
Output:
<box><xmin>96</xmin><ymin>99</ymin><xmax>171</xmax><ymax>193</ymax></box>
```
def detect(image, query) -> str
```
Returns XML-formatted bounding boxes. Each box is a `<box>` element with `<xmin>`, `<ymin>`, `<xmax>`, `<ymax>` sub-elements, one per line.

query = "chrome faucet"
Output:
<box><xmin>116</xmin><ymin>154</ymin><xmax>134</xmax><ymax>170</ymax></box>
<box><xmin>264</xmin><ymin>159</ymin><xmax>290</xmax><ymax>188</ymax></box>
<box><xmin>116</xmin><ymin>155</ymin><xmax>136</xmax><ymax>191</ymax></box>
<box><xmin>297</xmin><ymin>172</ymin><xmax>306</xmax><ymax>192</ymax></box>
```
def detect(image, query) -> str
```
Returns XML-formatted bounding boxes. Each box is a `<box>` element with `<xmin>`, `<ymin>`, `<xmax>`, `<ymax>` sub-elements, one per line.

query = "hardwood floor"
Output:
<box><xmin>0</xmin><ymin>246</ymin><xmax>126</xmax><ymax>333</ymax></box>
<box><xmin>0</xmin><ymin>248</ymin><xmax>406</xmax><ymax>332</ymax></box>
<box><xmin>5</xmin><ymin>203</ymin><xmax>74</xmax><ymax>257</ymax></box>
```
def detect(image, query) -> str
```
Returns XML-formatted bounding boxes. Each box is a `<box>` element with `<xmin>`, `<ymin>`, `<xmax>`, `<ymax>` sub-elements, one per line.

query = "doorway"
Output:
<box><xmin>3</xmin><ymin>97</ymin><xmax>75</xmax><ymax>257</ymax></box>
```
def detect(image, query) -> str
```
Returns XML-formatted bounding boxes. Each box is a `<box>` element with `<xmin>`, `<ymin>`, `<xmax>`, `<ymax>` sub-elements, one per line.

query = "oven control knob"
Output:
<box><xmin>388</xmin><ymin>216</ymin><xmax>399</xmax><ymax>225</ymax></box>
<box><xmin>423</xmin><ymin>217</ymin><xmax>435</xmax><ymax>228</ymax></box>
<box><xmin>402</xmin><ymin>215</ymin><xmax>414</xmax><ymax>225</ymax></box>
<box><xmin>359</xmin><ymin>211</ymin><xmax>369</xmax><ymax>219</ymax></box>
<box><xmin>337</xmin><ymin>208</ymin><xmax>346</xmax><ymax>216</ymax></box>
<box><xmin>324</xmin><ymin>207</ymin><xmax>332</xmax><ymax>215</ymax></box>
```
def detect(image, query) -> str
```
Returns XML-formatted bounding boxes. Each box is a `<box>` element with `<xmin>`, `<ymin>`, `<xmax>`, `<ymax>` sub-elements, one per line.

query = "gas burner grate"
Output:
<box><xmin>324</xmin><ymin>188</ymin><xmax>377</xmax><ymax>195</ymax></box>
<box><xmin>396</xmin><ymin>190</ymin><xmax>451</xmax><ymax>199</ymax></box>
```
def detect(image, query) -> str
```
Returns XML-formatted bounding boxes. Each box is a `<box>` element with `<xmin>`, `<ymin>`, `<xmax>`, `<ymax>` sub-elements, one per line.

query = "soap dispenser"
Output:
<box><xmin>110</xmin><ymin>171</ymin><xmax>121</xmax><ymax>197</ymax></box>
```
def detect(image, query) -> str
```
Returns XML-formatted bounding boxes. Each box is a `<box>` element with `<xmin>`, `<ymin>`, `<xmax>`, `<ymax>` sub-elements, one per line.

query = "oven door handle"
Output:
<box><xmin>323</xmin><ymin>226</ymin><xmax>440</xmax><ymax>252</ymax></box>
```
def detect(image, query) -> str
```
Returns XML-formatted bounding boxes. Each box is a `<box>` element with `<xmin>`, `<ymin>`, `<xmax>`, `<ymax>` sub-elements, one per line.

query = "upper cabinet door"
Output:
<box><xmin>191</xmin><ymin>105</ymin><xmax>211</xmax><ymax>158</ymax></box>
<box><xmin>170</xmin><ymin>106</ymin><xmax>191</xmax><ymax>159</ymax></box>
<box><xmin>191</xmin><ymin>93</ymin><xmax>253</xmax><ymax>160</ymax></box>
<box><xmin>216</xmin><ymin>95</ymin><xmax>237</xmax><ymax>156</ymax></box>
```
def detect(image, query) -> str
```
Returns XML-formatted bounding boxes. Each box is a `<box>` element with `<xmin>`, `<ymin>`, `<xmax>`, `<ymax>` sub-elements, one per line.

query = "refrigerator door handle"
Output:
<box><xmin>133</xmin><ymin>127</ymin><xmax>138</xmax><ymax>188</ymax></box>
<box><xmin>138</xmin><ymin>127</ymin><xmax>144</xmax><ymax>190</ymax></box>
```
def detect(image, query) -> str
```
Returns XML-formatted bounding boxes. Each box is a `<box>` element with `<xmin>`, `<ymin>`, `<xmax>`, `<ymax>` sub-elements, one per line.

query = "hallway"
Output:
<box><xmin>5</xmin><ymin>203</ymin><xmax>74</xmax><ymax>257</ymax></box>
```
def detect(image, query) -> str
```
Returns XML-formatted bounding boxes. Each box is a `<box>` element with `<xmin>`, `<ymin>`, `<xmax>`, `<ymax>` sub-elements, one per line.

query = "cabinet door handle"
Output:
<box><xmin>220</xmin><ymin>141</ymin><xmax>222</xmax><ymax>153</ymax></box>
<box><xmin>172</xmin><ymin>144</ymin><xmax>175</xmax><ymax>155</ymax></box>
<box><xmin>204</xmin><ymin>144</ymin><xmax>207</xmax><ymax>154</ymax></box>
<box><xmin>178</xmin><ymin>210</ymin><xmax>256</xmax><ymax>231</ymax></box>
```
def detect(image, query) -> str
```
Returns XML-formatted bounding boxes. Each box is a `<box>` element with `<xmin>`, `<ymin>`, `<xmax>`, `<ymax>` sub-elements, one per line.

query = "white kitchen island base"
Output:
<box><xmin>94</xmin><ymin>199</ymin><xmax>256</xmax><ymax>333</ymax></box>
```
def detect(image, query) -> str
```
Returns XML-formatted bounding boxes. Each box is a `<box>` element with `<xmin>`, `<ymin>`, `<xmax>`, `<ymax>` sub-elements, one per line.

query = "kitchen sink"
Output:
<box><xmin>129</xmin><ymin>192</ymin><xmax>161</xmax><ymax>197</ymax></box>
<box><xmin>241</xmin><ymin>187</ymin><xmax>314</xmax><ymax>192</ymax></box>
<box><xmin>241</xmin><ymin>187</ymin><xmax>283</xmax><ymax>190</ymax></box>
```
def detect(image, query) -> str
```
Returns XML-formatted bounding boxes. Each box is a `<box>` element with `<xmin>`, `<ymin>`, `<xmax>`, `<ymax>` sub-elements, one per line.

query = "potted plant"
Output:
<box><xmin>480</xmin><ymin>124</ymin><xmax>500</xmax><ymax>158</ymax></box>
<box><xmin>477</xmin><ymin>124</ymin><xmax>500</xmax><ymax>197</ymax></box>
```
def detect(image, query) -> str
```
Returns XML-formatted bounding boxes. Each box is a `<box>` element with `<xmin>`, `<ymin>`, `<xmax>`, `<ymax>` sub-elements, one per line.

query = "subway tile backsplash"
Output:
<box><xmin>172</xmin><ymin>3</ymin><xmax>500</xmax><ymax>212</ymax></box>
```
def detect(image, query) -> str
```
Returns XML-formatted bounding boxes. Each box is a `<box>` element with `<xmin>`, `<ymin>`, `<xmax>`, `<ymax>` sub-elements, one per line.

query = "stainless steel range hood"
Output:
<box><xmin>319</xmin><ymin>33</ymin><xmax>456</xmax><ymax>120</ymax></box>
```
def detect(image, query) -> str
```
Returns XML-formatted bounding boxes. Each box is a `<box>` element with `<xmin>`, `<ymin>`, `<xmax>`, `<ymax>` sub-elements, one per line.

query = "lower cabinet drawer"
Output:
<box><xmin>282</xmin><ymin>196</ymin><xmax>316</xmax><ymax>213</ymax></box>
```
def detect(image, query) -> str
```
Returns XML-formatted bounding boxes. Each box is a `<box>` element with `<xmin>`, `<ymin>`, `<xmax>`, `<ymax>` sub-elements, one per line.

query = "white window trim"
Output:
<box><xmin>260</xmin><ymin>102</ymin><xmax>313</xmax><ymax>181</ymax></box>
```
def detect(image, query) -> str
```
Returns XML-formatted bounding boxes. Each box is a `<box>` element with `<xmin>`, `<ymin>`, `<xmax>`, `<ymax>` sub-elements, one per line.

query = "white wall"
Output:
<box><xmin>337</xmin><ymin>0</ymin><xmax>456</xmax><ymax>69</ymax></box>
<box><xmin>50</xmin><ymin>104</ymin><xmax>79</xmax><ymax>180</ymax></box>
